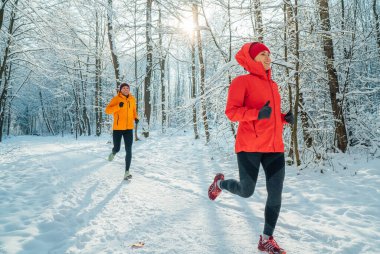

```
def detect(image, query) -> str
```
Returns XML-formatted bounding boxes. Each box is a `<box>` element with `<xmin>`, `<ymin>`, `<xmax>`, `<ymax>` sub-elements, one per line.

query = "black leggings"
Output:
<box><xmin>112</xmin><ymin>130</ymin><xmax>133</xmax><ymax>171</ymax></box>
<box><xmin>220</xmin><ymin>152</ymin><xmax>285</xmax><ymax>236</ymax></box>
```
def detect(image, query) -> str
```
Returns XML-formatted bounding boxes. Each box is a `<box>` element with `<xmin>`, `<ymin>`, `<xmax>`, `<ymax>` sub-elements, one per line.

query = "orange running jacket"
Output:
<box><xmin>105</xmin><ymin>92</ymin><xmax>138</xmax><ymax>130</ymax></box>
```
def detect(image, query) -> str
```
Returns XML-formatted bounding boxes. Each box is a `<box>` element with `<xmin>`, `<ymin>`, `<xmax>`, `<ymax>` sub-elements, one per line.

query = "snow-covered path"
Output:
<box><xmin>1</xmin><ymin>132</ymin><xmax>379</xmax><ymax>254</ymax></box>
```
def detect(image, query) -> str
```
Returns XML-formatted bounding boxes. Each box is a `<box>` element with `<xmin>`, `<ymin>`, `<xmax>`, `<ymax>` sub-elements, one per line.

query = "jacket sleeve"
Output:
<box><xmin>105</xmin><ymin>96</ymin><xmax>121</xmax><ymax>114</ymax></box>
<box><xmin>225</xmin><ymin>77</ymin><xmax>259</xmax><ymax>122</ymax></box>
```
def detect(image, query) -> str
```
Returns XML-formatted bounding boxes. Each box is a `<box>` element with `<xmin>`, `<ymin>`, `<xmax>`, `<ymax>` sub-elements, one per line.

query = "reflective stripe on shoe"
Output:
<box><xmin>258</xmin><ymin>235</ymin><xmax>286</xmax><ymax>254</ymax></box>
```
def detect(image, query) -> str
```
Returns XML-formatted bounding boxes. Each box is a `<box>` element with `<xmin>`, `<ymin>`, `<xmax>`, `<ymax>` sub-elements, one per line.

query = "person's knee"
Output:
<box><xmin>240</xmin><ymin>186</ymin><xmax>254</xmax><ymax>198</ymax></box>
<box><xmin>125</xmin><ymin>147</ymin><xmax>132</xmax><ymax>154</ymax></box>
<box><xmin>267</xmin><ymin>193</ymin><xmax>282</xmax><ymax>207</ymax></box>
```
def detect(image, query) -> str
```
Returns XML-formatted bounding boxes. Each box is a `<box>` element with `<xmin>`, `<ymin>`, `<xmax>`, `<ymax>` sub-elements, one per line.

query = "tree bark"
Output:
<box><xmin>317</xmin><ymin>0</ymin><xmax>348</xmax><ymax>152</ymax></box>
<box><xmin>39</xmin><ymin>90</ymin><xmax>55</xmax><ymax>135</ymax></box>
<box><xmin>107</xmin><ymin>0</ymin><xmax>121</xmax><ymax>89</ymax></box>
<box><xmin>227</xmin><ymin>0</ymin><xmax>236</xmax><ymax>138</ymax></box>
<box><xmin>95</xmin><ymin>11</ymin><xmax>102</xmax><ymax>136</ymax></box>
<box><xmin>252</xmin><ymin>0</ymin><xmax>264</xmax><ymax>41</ymax></box>
<box><xmin>201</xmin><ymin>0</ymin><xmax>236</xmax><ymax>138</ymax></box>
<box><xmin>143</xmin><ymin>0</ymin><xmax>153</xmax><ymax>138</ymax></box>
<box><xmin>0</xmin><ymin>0</ymin><xmax>9</xmax><ymax>31</ymax></box>
<box><xmin>283</xmin><ymin>2</ymin><xmax>294</xmax><ymax>163</ymax></box>
<box><xmin>133</xmin><ymin>0</ymin><xmax>140</xmax><ymax>141</ymax></box>
<box><xmin>0</xmin><ymin>70</ymin><xmax>9</xmax><ymax>142</ymax></box>
<box><xmin>193</xmin><ymin>3</ymin><xmax>210</xmax><ymax>143</ymax></box>
<box><xmin>373</xmin><ymin>0</ymin><xmax>380</xmax><ymax>58</ymax></box>
<box><xmin>286</xmin><ymin>0</ymin><xmax>315</xmax><ymax>166</ymax></box>
<box><xmin>0</xmin><ymin>0</ymin><xmax>17</xmax><ymax>142</ymax></box>
<box><xmin>284</xmin><ymin>0</ymin><xmax>301</xmax><ymax>166</ymax></box>
<box><xmin>6</xmin><ymin>96</ymin><xmax>10</xmax><ymax>136</ymax></box>
<box><xmin>191</xmin><ymin>9</ymin><xmax>199</xmax><ymax>140</ymax></box>
<box><xmin>191</xmin><ymin>4</ymin><xmax>199</xmax><ymax>140</ymax></box>
<box><xmin>158</xmin><ymin>7</ymin><xmax>166</xmax><ymax>133</ymax></box>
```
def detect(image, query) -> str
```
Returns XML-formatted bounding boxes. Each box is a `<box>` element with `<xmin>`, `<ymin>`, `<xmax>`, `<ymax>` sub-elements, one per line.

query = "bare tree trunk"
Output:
<box><xmin>201</xmin><ymin>0</ymin><xmax>236</xmax><ymax>138</ymax></box>
<box><xmin>293</xmin><ymin>1</ymin><xmax>312</xmax><ymax>151</ymax></box>
<box><xmin>134</xmin><ymin>0</ymin><xmax>140</xmax><ymax>141</ymax></box>
<box><xmin>72</xmin><ymin>84</ymin><xmax>82</xmax><ymax>137</ymax></box>
<box><xmin>191</xmin><ymin>11</ymin><xmax>199</xmax><ymax>140</ymax></box>
<box><xmin>193</xmin><ymin>3</ymin><xmax>210</xmax><ymax>143</ymax></box>
<box><xmin>0</xmin><ymin>0</ymin><xmax>10</xmax><ymax>31</ymax></box>
<box><xmin>39</xmin><ymin>90</ymin><xmax>55</xmax><ymax>135</ymax></box>
<box><xmin>166</xmin><ymin>57</ymin><xmax>171</xmax><ymax>128</ymax></box>
<box><xmin>80</xmin><ymin>59</ymin><xmax>91</xmax><ymax>136</ymax></box>
<box><xmin>252</xmin><ymin>0</ymin><xmax>264</xmax><ymax>41</ymax></box>
<box><xmin>284</xmin><ymin>0</ymin><xmax>306</xmax><ymax>166</ymax></box>
<box><xmin>107</xmin><ymin>0</ymin><xmax>121</xmax><ymax>88</ymax></box>
<box><xmin>158</xmin><ymin>7</ymin><xmax>166</xmax><ymax>133</ymax></box>
<box><xmin>283</xmin><ymin>2</ymin><xmax>294</xmax><ymax>163</ymax></box>
<box><xmin>143</xmin><ymin>0</ymin><xmax>153</xmax><ymax>138</ymax></box>
<box><xmin>0</xmin><ymin>0</ymin><xmax>16</xmax><ymax>84</ymax></box>
<box><xmin>298</xmin><ymin>94</ymin><xmax>313</xmax><ymax>148</ymax></box>
<box><xmin>0</xmin><ymin>0</ymin><xmax>17</xmax><ymax>142</ymax></box>
<box><xmin>74</xmin><ymin>58</ymin><xmax>91</xmax><ymax>136</ymax></box>
<box><xmin>95</xmin><ymin>11</ymin><xmax>102</xmax><ymax>136</ymax></box>
<box><xmin>227</xmin><ymin>0</ymin><xmax>236</xmax><ymax>138</ymax></box>
<box><xmin>6</xmin><ymin>97</ymin><xmax>10</xmax><ymax>136</ymax></box>
<box><xmin>0</xmin><ymin>70</ymin><xmax>9</xmax><ymax>141</ymax></box>
<box><xmin>317</xmin><ymin>0</ymin><xmax>348</xmax><ymax>152</ymax></box>
<box><xmin>340</xmin><ymin>0</ymin><xmax>358</xmax><ymax>146</ymax></box>
<box><xmin>373</xmin><ymin>0</ymin><xmax>380</xmax><ymax>58</ymax></box>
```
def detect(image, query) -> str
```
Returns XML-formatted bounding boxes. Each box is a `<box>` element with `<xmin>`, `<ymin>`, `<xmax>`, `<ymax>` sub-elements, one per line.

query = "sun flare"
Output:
<box><xmin>180</xmin><ymin>18</ymin><xmax>195</xmax><ymax>36</ymax></box>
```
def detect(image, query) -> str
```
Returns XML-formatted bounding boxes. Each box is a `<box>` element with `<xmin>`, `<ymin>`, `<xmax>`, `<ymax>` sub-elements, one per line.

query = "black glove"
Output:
<box><xmin>135</xmin><ymin>118</ymin><xmax>139</xmax><ymax>124</ymax></box>
<box><xmin>284</xmin><ymin>111</ymin><xmax>294</xmax><ymax>124</ymax></box>
<box><xmin>119</xmin><ymin>102</ymin><xmax>124</xmax><ymax>108</ymax></box>
<box><xmin>258</xmin><ymin>101</ymin><xmax>272</xmax><ymax>120</ymax></box>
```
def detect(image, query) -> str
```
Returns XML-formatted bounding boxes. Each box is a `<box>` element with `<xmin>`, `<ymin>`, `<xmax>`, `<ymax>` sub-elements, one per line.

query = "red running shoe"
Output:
<box><xmin>258</xmin><ymin>235</ymin><xmax>286</xmax><ymax>254</ymax></box>
<box><xmin>208</xmin><ymin>173</ymin><xmax>224</xmax><ymax>200</ymax></box>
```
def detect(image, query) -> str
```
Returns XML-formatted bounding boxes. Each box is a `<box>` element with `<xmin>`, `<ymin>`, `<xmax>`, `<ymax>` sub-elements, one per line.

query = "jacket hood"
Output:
<box><xmin>235</xmin><ymin>43</ymin><xmax>272</xmax><ymax>79</ymax></box>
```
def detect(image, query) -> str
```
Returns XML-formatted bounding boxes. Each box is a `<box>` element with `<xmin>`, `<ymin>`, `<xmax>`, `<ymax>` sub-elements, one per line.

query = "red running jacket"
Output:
<box><xmin>226</xmin><ymin>43</ymin><xmax>287</xmax><ymax>153</ymax></box>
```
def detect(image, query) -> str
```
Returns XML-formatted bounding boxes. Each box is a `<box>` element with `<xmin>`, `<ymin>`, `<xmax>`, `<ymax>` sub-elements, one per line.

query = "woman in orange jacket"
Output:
<box><xmin>208</xmin><ymin>42</ymin><xmax>293</xmax><ymax>254</ymax></box>
<box><xmin>105</xmin><ymin>83</ymin><xmax>139</xmax><ymax>180</ymax></box>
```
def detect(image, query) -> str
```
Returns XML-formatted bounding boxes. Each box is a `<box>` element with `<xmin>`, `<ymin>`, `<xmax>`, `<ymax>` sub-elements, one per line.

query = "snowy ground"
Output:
<box><xmin>0</xmin><ymin>131</ymin><xmax>379</xmax><ymax>254</ymax></box>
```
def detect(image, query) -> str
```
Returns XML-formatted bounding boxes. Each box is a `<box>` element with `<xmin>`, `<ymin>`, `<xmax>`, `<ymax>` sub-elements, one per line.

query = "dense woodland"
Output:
<box><xmin>0</xmin><ymin>0</ymin><xmax>379</xmax><ymax>166</ymax></box>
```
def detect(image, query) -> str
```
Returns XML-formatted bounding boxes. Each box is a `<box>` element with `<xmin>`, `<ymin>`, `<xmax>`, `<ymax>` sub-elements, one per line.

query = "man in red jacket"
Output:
<box><xmin>208</xmin><ymin>42</ymin><xmax>293</xmax><ymax>254</ymax></box>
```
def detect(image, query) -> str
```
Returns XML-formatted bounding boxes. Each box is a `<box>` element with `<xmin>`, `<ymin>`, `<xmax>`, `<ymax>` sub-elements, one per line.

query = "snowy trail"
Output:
<box><xmin>1</xmin><ymin>132</ymin><xmax>379</xmax><ymax>253</ymax></box>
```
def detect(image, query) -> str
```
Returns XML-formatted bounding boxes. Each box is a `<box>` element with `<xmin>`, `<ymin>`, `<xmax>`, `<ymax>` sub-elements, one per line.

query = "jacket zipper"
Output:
<box><xmin>127</xmin><ymin>101</ymin><xmax>130</xmax><ymax>128</ymax></box>
<box><xmin>268</xmin><ymin>78</ymin><xmax>276</xmax><ymax>151</ymax></box>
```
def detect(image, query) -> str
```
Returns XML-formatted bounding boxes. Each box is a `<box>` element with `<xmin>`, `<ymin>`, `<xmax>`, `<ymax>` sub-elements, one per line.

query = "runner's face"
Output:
<box><xmin>254</xmin><ymin>51</ymin><xmax>271</xmax><ymax>70</ymax></box>
<box><xmin>121</xmin><ymin>86</ymin><xmax>130</xmax><ymax>96</ymax></box>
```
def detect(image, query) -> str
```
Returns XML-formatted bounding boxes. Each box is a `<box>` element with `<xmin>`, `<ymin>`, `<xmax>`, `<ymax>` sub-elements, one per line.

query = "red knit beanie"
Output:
<box><xmin>249</xmin><ymin>42</ymin><xmax>270</xmax><ymax>60</ymax></box>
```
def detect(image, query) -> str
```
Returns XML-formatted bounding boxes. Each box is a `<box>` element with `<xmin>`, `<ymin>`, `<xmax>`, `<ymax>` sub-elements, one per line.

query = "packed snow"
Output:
<box><xmin>1</xmin><ymin>131</ymin><xmax>379</xmax><ymax>254</ymax></box>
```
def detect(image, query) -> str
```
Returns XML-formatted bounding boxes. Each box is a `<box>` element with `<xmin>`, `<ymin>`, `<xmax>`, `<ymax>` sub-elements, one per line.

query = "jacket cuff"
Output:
<box><xmin>245</xmin><ymin>108</ymin><xmax>259</xmax><ymax>121</ymax></box>
<box><xmin>281</xmin><ymin>113</ymin><xmax>288</xmax><ymax>124</ymax></box>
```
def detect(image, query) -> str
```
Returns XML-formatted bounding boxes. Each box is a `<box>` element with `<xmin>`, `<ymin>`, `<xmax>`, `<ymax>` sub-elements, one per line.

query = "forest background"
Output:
<box><xmin>1</xmin><ymin>0</ymin><xmax>379</xmax><ymax>167</ymax></box>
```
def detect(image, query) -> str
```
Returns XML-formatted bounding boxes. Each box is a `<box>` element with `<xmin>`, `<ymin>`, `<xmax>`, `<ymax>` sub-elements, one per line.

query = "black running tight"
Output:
<box><xmin>220</xmin><ymin>152</ymin><xmax>285</xmax><ymax>236</ymax></box>
<box><xmin>112</xmin><ymin>130</ymin><xmax>133</xmax><ymax>171</ymax></box>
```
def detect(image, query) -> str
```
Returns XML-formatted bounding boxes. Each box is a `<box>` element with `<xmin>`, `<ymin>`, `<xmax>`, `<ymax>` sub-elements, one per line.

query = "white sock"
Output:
<box><xmin>216</xmin><ymin>180</ymin><xmax>222</xmax><ymax>189</ymax></box>
<box><xmin>263</xmin><ymin>234</ymin><xmax>270</xmax><ymax>240</ymax></box>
